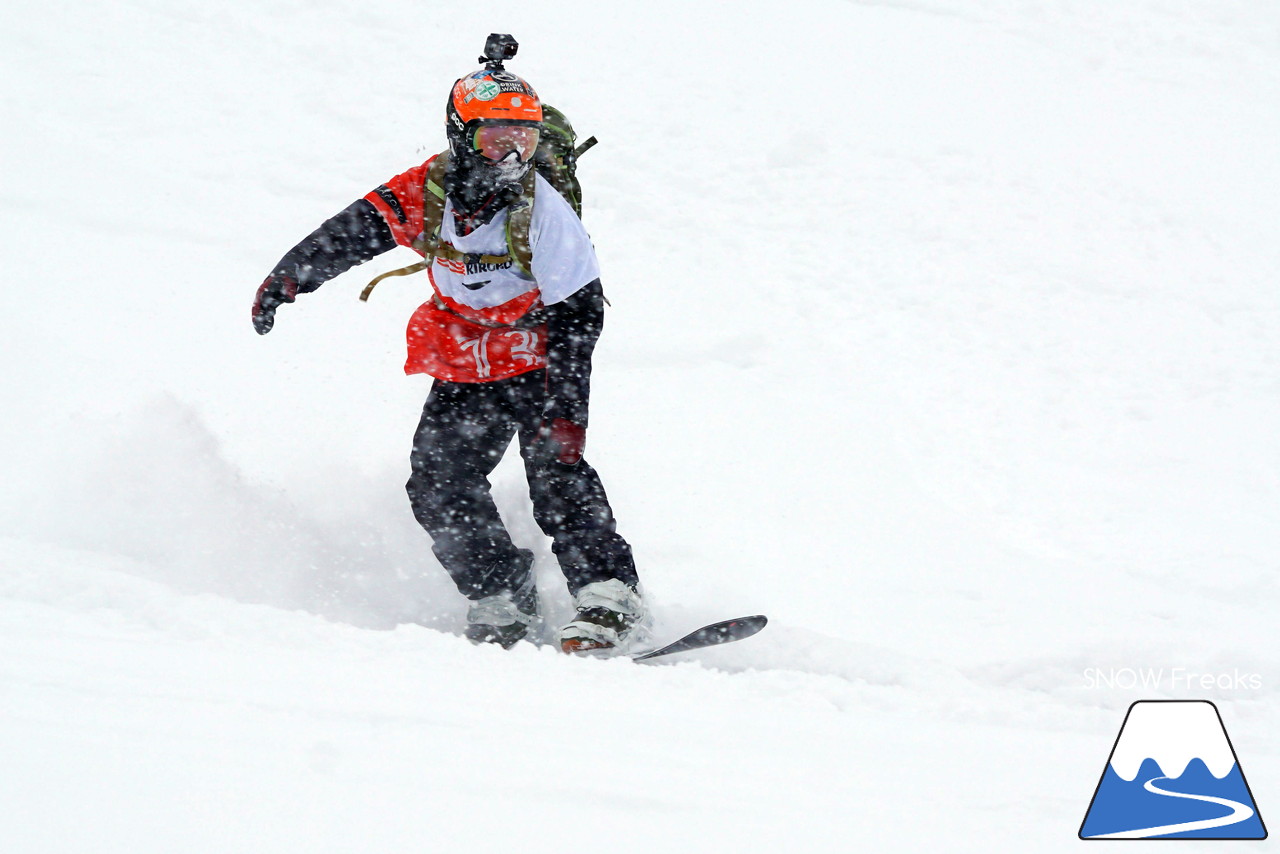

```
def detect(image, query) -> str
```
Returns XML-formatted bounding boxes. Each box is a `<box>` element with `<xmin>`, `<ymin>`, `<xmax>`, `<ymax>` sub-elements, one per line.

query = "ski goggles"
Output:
<box><xmin>472</xmin><ymin>124</ymin><xmax>540</xmax><ymax>162</ymax></box>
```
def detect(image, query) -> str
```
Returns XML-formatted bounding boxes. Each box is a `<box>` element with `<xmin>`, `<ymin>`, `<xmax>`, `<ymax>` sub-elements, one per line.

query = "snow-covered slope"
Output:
<box><xmin>2</xmin><ymin>1</ymin><xmax>1276</xmax><ymax>851</ymax></box>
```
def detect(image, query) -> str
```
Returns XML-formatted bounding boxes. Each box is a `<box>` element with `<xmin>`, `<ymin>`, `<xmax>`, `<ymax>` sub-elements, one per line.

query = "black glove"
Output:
<box><xmin>251</xmin><ymin>274</ymin><xmax>298</xmax><ymax>335</ymax></box>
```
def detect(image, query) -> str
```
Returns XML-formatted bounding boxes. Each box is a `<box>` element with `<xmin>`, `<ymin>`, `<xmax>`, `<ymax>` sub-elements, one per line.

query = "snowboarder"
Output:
<box><xmin>251</xmin><ymin>37</ymin><xmax>644</xmax><ymax>654</ymax></box>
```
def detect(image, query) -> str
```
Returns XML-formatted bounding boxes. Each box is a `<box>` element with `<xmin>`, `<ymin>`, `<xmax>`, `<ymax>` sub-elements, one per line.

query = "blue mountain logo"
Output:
<box><xmin>1080</xmin><ymin>700</ymin><xmax>1267</xmax><ymax>839</ymax></box>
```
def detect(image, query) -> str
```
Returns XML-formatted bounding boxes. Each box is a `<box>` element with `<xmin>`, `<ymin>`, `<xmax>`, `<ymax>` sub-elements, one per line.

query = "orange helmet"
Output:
<box><xmin>446</xmin><ymin>69</ymin><xmax>543</xmax><ymax>162</ymax></box>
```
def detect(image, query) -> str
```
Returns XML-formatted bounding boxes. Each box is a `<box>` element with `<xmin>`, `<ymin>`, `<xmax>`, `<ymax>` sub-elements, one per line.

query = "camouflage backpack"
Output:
<box><xmin>534</xmin><ymin>105</ymin><xmax>597</xmax><ymax>217</ymax></box>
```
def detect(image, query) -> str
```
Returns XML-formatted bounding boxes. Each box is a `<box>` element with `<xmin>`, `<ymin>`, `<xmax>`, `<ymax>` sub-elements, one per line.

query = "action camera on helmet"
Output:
<box><xmin>481</xmin><ymin>34</ymin><xmax>518</xmax><ymax>68</ymax></box>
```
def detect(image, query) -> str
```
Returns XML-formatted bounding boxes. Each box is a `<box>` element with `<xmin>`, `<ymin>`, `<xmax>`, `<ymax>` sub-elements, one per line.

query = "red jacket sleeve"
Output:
<box><xmin>363</xmin><ymin>157</ymin><xmax>434</xmax><ymax>250</ymax></box>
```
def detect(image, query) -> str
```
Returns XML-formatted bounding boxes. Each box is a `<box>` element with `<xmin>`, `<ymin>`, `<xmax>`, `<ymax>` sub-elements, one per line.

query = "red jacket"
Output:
<box><xmin>365</xmin><ymin>156</ymin><xmax>553</xmax><ymax>383</ymax></box>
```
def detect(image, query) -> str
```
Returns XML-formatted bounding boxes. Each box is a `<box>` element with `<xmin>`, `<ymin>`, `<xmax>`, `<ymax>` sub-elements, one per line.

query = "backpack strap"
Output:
<box><xmin>361</xmin><ymin>152</ymin><xmax>537</xmax><ymax>301</ymax></box>
<box><xmin>503</xmin><ymin>167</ymin><xmax>536</xmax><ymax>276</ymax></box>
<box><xmin>360</xmin><ymin>153</ymin><xmax>449</xmax><ymax>302</ymax></box>
<box><xmin>412</xmin><ymin>152</ymin><xmax>450</xmax><ymax>259</ymax></box>
<box><xmin>359</xmin><ymin>260</ymin><xmax>427</xmax><ymax>301</ymax></box>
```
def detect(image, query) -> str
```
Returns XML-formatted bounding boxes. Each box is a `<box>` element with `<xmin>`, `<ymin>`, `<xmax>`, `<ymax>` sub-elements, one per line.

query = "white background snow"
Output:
<box><xmin>2</xmin><ymin>0</ymin><xmax>1277</xmax><ymax>850</ymax></box>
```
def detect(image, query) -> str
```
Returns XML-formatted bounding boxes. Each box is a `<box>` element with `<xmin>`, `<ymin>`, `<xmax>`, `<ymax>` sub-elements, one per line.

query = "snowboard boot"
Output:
<box><xmin>464</xmin><ymin>551</ymin><xmax>539</xmax><ymax>649</ymax></box>
<box><xmin>560</xmin><ymin>578</ymin><xmax>647</xmax><ymax>655</ymax></box>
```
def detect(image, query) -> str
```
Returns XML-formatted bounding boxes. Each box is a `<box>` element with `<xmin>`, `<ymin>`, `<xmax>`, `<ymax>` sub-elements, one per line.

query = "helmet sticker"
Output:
<box><xmin>472</xmin><ymin>80</ymin><xmax>500</xmax><ymax>101</ymax></box>
<box><xmin>452</xmin><ymin>70</ymin><xmax>540</xmax><ymax>114</ymax></box>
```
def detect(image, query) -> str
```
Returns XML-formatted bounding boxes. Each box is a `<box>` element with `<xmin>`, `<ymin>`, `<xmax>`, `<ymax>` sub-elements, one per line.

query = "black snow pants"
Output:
<box><xmin>406</xmin><ymin>369</ymin><xmax>638</xmax><ymax>600</ymax></box>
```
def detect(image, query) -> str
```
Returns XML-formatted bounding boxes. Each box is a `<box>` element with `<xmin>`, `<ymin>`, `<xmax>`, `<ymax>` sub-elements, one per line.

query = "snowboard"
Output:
<box><xmin>631</xmin><ymin>615</ymin><xmax>768</xmax><ymax>662</ymax></box>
